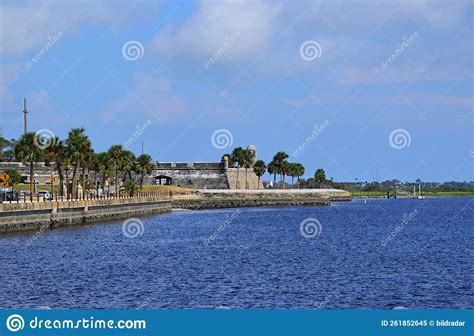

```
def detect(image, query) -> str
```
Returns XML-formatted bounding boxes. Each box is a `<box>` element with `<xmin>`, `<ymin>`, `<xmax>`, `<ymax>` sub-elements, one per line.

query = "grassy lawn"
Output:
<box><xmin>141</xmin><ymin>185</ymin><xmax>195</xmax><ymax>193</ymax></box>
<box><xmin>350</xmin><ymin>190</ymin><xmax>474</xmax><ymax>197</ymax></box>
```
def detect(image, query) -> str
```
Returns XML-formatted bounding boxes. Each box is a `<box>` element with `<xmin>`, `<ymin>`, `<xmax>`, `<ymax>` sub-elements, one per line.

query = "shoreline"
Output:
<box><xmin>0</xmin><ymin>189</ymin><xmax>350</xmax><ymax>234</ymax></box>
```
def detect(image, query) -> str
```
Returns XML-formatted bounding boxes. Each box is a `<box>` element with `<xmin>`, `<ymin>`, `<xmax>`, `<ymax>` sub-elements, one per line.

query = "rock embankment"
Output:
<box><xmin>172</xmin><ymin>189</ymin><xmax>350</xmax><ymax>210</ymax></box>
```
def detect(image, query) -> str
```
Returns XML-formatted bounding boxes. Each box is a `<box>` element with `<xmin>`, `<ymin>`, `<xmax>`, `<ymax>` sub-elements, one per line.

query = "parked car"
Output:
<box><xmin>18</xmin><ymin>190</ymin><xmax>30</xmax><ymax>201</ymax></box>
<box><xmin>37</xmin><ymin>190</ymin><xmax>53</xmax><ymax>201</ymax></box>
<box><xmin>0</xmin><ymin>189</ymin><xmax>19</xmax><ymax>202</ymax></box>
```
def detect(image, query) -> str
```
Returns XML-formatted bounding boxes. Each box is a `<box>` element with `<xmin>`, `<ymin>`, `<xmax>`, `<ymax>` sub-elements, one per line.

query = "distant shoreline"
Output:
<box><xmin>350</xmin><ymin>191</ymin><xmax>473</xmax><ymax>198</ymax></box>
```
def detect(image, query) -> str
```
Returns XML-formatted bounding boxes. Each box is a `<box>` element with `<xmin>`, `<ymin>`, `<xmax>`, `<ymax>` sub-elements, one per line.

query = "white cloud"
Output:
<box><xmin>0</xmin><ymin>0</ymin><xmax>160</xmax><ymax>56</ymax></box>
<box><xmin>149</xmin><ymin>0</ymin><xmax>283</xmax><ymax>62</ymax></box>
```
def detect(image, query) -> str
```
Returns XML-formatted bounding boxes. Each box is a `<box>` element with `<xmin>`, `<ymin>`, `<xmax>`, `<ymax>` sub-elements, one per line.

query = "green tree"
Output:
<box><xmin>253</xmin><ymin>160</ymin><xmax>266</xmax><ymax>189</ymax></box>
<box><xmin>314</xmin><ymin>168</ymin><xmax>326</xmax><ymax>188</ymax></box>
<box><xmin>120</xmin><ymin>150</ymin><xmax>136</xmax><ymax>181</ymax></box>
<box><xmin>122</xmin><ymin>179</ymin><xmax>139</xmax><ymax>197</ymax></box>
<box><xmin>272</xmin><ymin>151</ymin><xmax>289</xmax><ymax>189</ymax></box>
<box><xmin>95</xmin><ymin>152</ymin><xmax>112</xmax><ymax>195</ymax></box>
<box><xmin>241</xmin><ymin>149</ymin><xmax>254</xmax><ymax>189</ymax></box>
<box><xmin>108</xmin><ymin>145</ymin><xmax>125</xmax><ymax>195</ymax></box>
<box><xmin>1</xmin><ymin>168</ymin><xmax>21</xmax><ymax>201</ymax></box>
<box><xmin>293</xmin><ymin>163</ymin><xmax>305</xmax><ymax>188</ymax></box>
<box><xmin>135</xmin><ymin>154</ymin><xmax>155</xmax><ymax>188</ymax></box>
<box><xmin>14</xmin><ymin>133</ymin><xmax>45</xmax><ymax>200</ymax></box>
<box><xmin>281</xmin><ymin>161</ymin><xmax>291</xmax><ymax>189</ymax></box>
<box><xmin>0</xmin><ymin>136</ymin><xmax>15</xmax><ymax>161</ymax></box>
<box><xmin>45</xmin><ymin>137</ymin><xmax>66</xmax><ymax>196</ymax></box>
<box><xmin>231</xmin><ymin>147</ymin><xmax>245</xmax><ymax>189</ymax></box>
<box><xmin>65</xmin><ymin>128</ymin><xmax>92</xmax><ymax>198</ymax></box>
<box><xmin>287</xmin><ymin>163</ymin><xmax>297</xmax><ymax>187</ymax></box>
<box><xmin>267</xmin><ymin>161</ymin><xmax>277</xmax><ymax>189</ymax></box>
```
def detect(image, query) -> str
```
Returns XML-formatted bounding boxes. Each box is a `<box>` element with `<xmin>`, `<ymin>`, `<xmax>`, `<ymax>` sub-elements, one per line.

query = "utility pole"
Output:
<box><xmin>141</xmin><ymin>141</ymin><xmax>144</xmax><ymax>155</ymax></box>
<box><xmin>23</xmin><ymin>97</ymin><xmax>28</xmax><ymax>135</ymax></box>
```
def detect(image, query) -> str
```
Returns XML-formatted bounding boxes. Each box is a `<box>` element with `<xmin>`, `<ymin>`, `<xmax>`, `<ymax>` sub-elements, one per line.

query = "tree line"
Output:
<box><xmin>1</xmin><ymin>132</ymin><xmax>334</xmax><ymax>197</ymax></box>
<box><xmin>223</xmin><ymin>147</ymin><xmax>309</xmax><ymax>189</ymax></box>
<box><xmin>3</xmin><ymin>129</ymin><xmax>154</xmax><ymax>200</ymax></box>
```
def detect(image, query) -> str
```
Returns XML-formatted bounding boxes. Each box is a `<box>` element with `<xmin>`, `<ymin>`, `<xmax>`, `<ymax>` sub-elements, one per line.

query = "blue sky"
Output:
<box><xmin>0</xmin><ymin>0</ymin><xmax>472</xmax><ymax>182</ymax></box>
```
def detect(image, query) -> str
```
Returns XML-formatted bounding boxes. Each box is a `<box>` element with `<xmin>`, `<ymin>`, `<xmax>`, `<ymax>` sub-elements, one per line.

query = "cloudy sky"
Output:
<box><xmin>0</xmin><ymin>0</ymin><xmax>472</xmax><ymax>182</ymax></box>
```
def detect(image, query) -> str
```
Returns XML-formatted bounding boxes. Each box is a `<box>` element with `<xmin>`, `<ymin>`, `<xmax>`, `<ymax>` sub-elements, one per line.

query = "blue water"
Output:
<box><xmin>0</xmin><ymin>197</ymin><xmax>472</xmax><ymax>309</ymax></box>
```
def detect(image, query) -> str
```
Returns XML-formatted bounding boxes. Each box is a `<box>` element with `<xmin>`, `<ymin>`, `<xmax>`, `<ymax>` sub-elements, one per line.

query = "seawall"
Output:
<box><xmin>0</xmin><ymin>189</ymin><xmax>351</xmax><ymax>234</ymax></box>
<box><xmin>172</xmin><ymin>189</ymin><xmax>351</xmax><ymax>210</ymax></box>
<box><xmin>0</xmin><ymin>197</ymin><xmax>171</xmax><ymax>234</ymax></box>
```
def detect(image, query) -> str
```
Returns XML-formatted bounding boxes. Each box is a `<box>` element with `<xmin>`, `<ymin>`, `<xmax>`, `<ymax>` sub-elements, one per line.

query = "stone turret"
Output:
<box><xmin>223</xmin><ymin>155</ymin><xmax>229</xmax><ymax>171</ymax></box>
<box><xmin>247</xmin><ymin>144</ymin><xmax>257</xmax><ymax>167</ymax></box>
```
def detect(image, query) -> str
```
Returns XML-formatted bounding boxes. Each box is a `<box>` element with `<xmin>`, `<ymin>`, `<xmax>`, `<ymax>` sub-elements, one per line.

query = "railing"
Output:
<box><xmin>0</xmin><ymin>189</ymin><xmax>198</xmax><ymax>204</ymax></box>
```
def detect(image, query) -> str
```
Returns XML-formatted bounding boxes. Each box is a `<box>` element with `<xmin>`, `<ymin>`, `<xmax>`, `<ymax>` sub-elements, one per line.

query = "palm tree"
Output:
<box><xmin>91</xmin><ymin>152</ymin><xmax>107</xmax><ymax>196</ymax></box>
<box><xmin>81</xmin><ymin>148</ymin><xmax>94</xmax><ymax>197</ymax></box>
<box><xmin>241</xmin><ymin>149</ymin><xmax>253</xmax><ymax>189</ymax></box>
<box><xmin>120</xmin><ymin>150</ymin><xmax>136</xmax><ymax>180</ymax></box>
<box><xmin>293</xmin><ymin>163</ymin><xmax>305</xmax><ymax>189</ymax></box>
<box><xmin>281</xmin><ymin>161</ymin><xmax>290</xmax><ymax>189</ymax></box>
<box><xmin>315</xmin><ymin>168</ymin><xmax>326</xmax><ymax>188</ymax></box>
<box><xmin>253</xmin><ymin>160</ymin><xmax>266</xmax><ymax>189</ymax></box>
<box><xmin>272</xmin><ymin>151</ymin><xmax>289</xmax><ymax>189</ymax></box>
<box><xmin>108</xmin><ymin>145</ymin><xmax>125</xmax><ymax>195</ymax></box>
<box><xmin>65</xmin><ymin>128</ymin><xmax>91</xmax><ymax>199</ymax></box>
<box><xmin>122</xmin><ymin>179</ymin><xmax>139</xmax><ymax>197</ymax></box>
<box><xmin>287</xmin><ymin>163</ymin><xmax>297</xmax><ymax>187</ymax></box>
<box><xmin>231</xmin><ymin>147</ymin><xmax>244</xmax><ymax>189</ymax></box>
<box><xmin>135</xmin><ymin>154</ymin><xmax>155</xmax><ymax>188</ymax></box>
<box><xmin>63</xmin><ymin>156</ymin><xmax>72</xmax><ymax>198</ymax></box>
<box><xmin>45</xmin><ymin>137</ymin><xmax>66</xmax><ymax>196</ymax></box>
<box><xmin>14</xmin><ymin>132</ymin><xmax>45</xmax><ymax>201</ymax></box>
<box><xmin>95</xmin><ymin>152</ymin><xmax>112</xmax><ymax>196</ymax></box>
<box><xmin>267</xmin><ymin>161</ymin><xmax>277</xmax><ymax>189</ymax></box>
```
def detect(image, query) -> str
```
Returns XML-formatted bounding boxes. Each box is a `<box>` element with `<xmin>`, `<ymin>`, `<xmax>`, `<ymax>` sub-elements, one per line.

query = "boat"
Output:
<box><xmin>417</xmin><ymin>184</ymin><xmax>425</xmax><ymax>199</ymax></box>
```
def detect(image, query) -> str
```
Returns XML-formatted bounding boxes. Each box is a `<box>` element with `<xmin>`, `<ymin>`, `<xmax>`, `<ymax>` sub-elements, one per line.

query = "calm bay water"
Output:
<box><xmin>0</xmin><ymin>197</ymin><xmax>472</xmax><ymax>309</ymax></box>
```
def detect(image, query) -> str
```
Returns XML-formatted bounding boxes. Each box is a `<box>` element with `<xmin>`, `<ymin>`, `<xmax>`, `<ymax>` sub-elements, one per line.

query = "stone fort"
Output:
<box><xmin>0</xmin><ymin>145</ymin><xmax>263</xmax><ymax>190</ymax></box>
<box><xmin>146</xmin><ymin>145</ymin><xmax>262</xmax><ymax>189</ymax></box>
